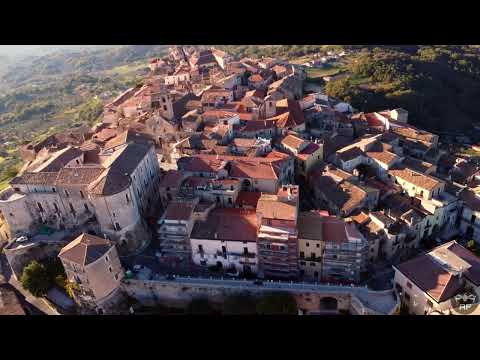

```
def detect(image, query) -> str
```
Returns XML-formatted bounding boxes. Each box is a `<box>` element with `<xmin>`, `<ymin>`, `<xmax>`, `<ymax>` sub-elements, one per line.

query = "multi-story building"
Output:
<box><xmin>190</xmin><ymin>208</ymin><xmax>258</xmax><ymax>274</ymax></box>
<box><xmin>158</xmin><ymin>199</ymin><xmax>198</xmax><ymax>259</ymax></box>
<box><xmin>58</xmin><ymin>233</ymin><xmax>125</xmax><ymax>314</ymax></box>
<box><xmin>298</xmin><ymin>211</ymin><xmax>368</xmax><ymax>283</ymax></box>
<box><xmin>256</xmin><ymin>185</ymin><xmax>299</xmax><ymax>279</ymax></box>
<box><xmin>393</xmin><ymin>240</ymin><xmax>480</xmax><ymax>315</ymax></box>
<box><xmin>0</xmin><ymin>141</ymin><xmax>161</xmax><ymax>252</ymax></box>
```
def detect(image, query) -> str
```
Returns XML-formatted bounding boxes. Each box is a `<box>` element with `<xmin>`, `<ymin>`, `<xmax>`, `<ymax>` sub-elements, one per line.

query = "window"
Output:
<box><xmin>76</xmin><ymin>159</ymin><xmax>80</xmax><ymax>165</ymax></box>
<box><xmin>406</xmin><ymin>282</ymin><xmax>412</xmax><ymax>289</ymax></box>
<box><xmin>115</xmin><ymin>223</ymin><xmax>121</xmax><ymax>231</ymax></box>
<box><xmin>79</xmin><ymin>190</ymin><xmax>85</xmax><ymax>199</ymax></box>
<box><xmin>69</xmin><ymin>203</ymin><xmax>76</xmax><ymax>215</ymax></box>
<box><xmin>126</xmin><ymin>194</ymin><xmax>130</xmax><ymax>203</ymax></box>
<box><xmin>243</xmin><ymin>247</ymin><xmax>248</xmax><ymax>255</ymax></box>
<box><xmin>306</xmin><ymin>242</ymin><xmax>310</xmax><ymax>247</ymax></box>
<box><xmin>112</xmin><ymin>212</ymin><xmax>116</xmax><ymax>218</ymax></box>
<box><xmin>84</xmin><ymin>204</ymin><xmax>90</xmax><ymax>213</ymax></box>
<box><xmin>64</xmin><ymin>190</ymin><xmax>69</xmax><ymax>197</ymax></box>
<box><xmin>472</xmin><ymin>215</ymin><xmax>477</xmax><ymax>224</ymax></box>
<box><xmin>105</xmin><ymin>256</ymin><xmax>109</xmax><ymax>263</ymax></box>
<box><xmin>14</xmin><ymin>187</ymin><xmax>20</xmax><ymax>192</ymax></box>
<box><xmin>37</xmin><ymin>202</ymin><xmax>44</xmax><ymax>213</ymax></box>
<box><xmin>114</xmin><ymin>274</ymin><xmax>119</xmax><ymax>281</ymax></box>
<box><xmin>316</xmin><ymin>244</ymin><xmax>319</xmax><ymax>248</ymax></box>
<box><xmin>163</xmin><ymin>105</ymin><xmax>167</xmax><ymax>111</ymax></box>
<box><xmin>53</xmin><ymin>203</ymin><xmax>59</xmax><ymax>213</ymax></box>
<box><xmin>300</xmin><ymin>261</ymin><xmax>306</xmax><ymax>266</ymax></box>
<box><xmin>310</xmin><ymin>262</ymin><xmax>316</xmax><ymax>267</ymax></box>
<box><xmin>108</xmin><ymin>266</ymin><xmax>112</xmax><ymax>273</ymax></box>
<box><xmin>52</xmin><ymin>188</ymin><xmax>56</xmax><ymax>193</ymax></box>
<box><xmin>198</xmin><ymin>245</ymin><xmax>204</xmax><ymax>253</ymax></box>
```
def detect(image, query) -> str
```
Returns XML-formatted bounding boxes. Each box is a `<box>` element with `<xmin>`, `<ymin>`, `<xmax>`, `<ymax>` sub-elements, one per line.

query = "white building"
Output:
<box><xmin>393</xmin><ymin>240</ymin><xmax>480</xmax><ymax>315</ymax></box>
<box><xmin>190</xmin><ymin>208</ymin><xmax>258</xmax><ymax>274</ymax></box>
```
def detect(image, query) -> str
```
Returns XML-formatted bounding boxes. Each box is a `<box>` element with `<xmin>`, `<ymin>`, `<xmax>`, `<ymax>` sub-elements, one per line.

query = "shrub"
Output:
<box><xmin>20</xmin><ymin>260</ymin><xmax>50</xmax><ymax>297</ymax></box>
<box><xmin>256</xmin><ymin>292</ymin><xmax>298</xmax><ymax>315</ymax></box>
<box><xmin>222</xmin><ymin>294</ymin><xmax>257</xmax><ymax>315</ymax></box>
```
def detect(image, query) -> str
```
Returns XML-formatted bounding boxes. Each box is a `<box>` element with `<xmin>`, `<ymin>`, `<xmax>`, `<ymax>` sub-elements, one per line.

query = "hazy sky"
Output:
<box><xmin>0</xmin><ymin>46</ymin><xmax>108</xmax><ymax>57</ymax></box>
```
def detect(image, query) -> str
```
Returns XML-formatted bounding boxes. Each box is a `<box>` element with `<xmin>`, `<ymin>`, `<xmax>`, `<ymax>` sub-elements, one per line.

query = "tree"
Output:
<box><xmin>325</xmin><ymin>78</ymin><xmax>356</xmax><ymax>102</ymax></box>
<box><xmin>186</xmin><ymin>298</ymin><xmax>216</xmax><ymax>315</ymax></box>
<box><xmin>222</xmin><ymin>294</ymin><xmax>257</xmax><ymax>315</ymax></box>
<box><xmin>20</xmin><ymin>260</ymin><xmax>50</xmax><ymax>297</ymax></box>
<box><xmin>256</xmin><ymin>292</ymin><xmax>298</xmax><ymax>315</ymax></box>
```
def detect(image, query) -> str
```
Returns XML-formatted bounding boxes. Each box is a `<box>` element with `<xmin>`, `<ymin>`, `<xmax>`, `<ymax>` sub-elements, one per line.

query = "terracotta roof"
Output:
<box><xmin>245</xmin><ymin>89</ymin><xmax>265</xmax><ymax>99</ymax></box>
<box><xmin>232</xmin><ymin>138</ymin><xmax>257</xmax><ymax>148</ymax></box>
<box><xmin>230</xmin><ymin>160</ymin><xmax>278</xmax><ymax>180</ymax></box>
<box><xmin>281</xmin><ymin>134</ymin><xmax>306</xmax><ymax>151</ymax></box>
<box><xmin>388</xmin><ymin>167</ymin><xmax>441</xmax><ymax>191</ymax></box>
<box><xmin>34</xmin><ymin>147</ymin><xmax>84</xmax><ymax>173</ymax></box>
<box><xmin>459</xmin><ymin>189</ymin><xmax>480</xmax><ymax>212</ymax></box>
<box><xmin>312</xmin><ymin>177</ymin><xmax>366</xmax><ymax>215</ymax></box>
<box><xmin>235</xmin><ymin>191</ymin><xmax>262</xmax><ymax>208</ymax></box>
<box><xmin>337</xmin><ymin>147</ymin><xmax>364</xmax><ymax>162</ymax></box>
<box><xmin>297</xmin><ymin>142</ymin><xmax>321</xmax><ymax>161</ymax></box>
<box><xmin>236</xmin><ymin>119</ymin><xmax>276</xmax><ymax>133</ymax></box>
<box><xmin>265</xmin><ymin>150</ymin><xmax>291</xmax><ymax>160</ymax></box>
<box><xmin>159</xmin><ymin>170</ymin><xmax>185</xmax><ymax>188</ymax></box>
<box><xmin>10</xmin><ymin>172</ymin><xmax>59</xmax><ymax>186</ymax></box>
<box><xmin>249</xmin><ymin>74</ymin><xmax>264</xmax><ymax>82</ymax></box>
<box><xmin>366</xmin><ymin>149</ymin><xmax>399</xmax><ymax>166</ymax></box>
<box><xmin>395</xmin><ymin>241</ymin><xmax>478</xmax><ymax>303</ymax></box>
<box><xmin>191</xmin><ymin>208</ymin><xmax>257</xmax><ymax>242</ymax></box>
<box><xmin>104</xmin><ymin>130</ymin><xmax>153</xmax><ymax>150</ymax></box>
<box><xmin>55</xmin><ymin>167</ymin><xmax>104</xmax><ymax>186</ymax></box>
<box><xmin>88</xmin><ymin>143</ymin><xmax>151</xmax><ymax>196</ymax></box>
<box><xmin>93</xmin><ymin>128</ymin><xmax>118</xmax><ymax>142</ymax></box>
<box><xmin>164</xmin><ymin>200</ymin><xmax>196</xmax><ymax>221</ymax></box>
<box><xmin>257</xmin><ymin>193</ymin><xmax>297</xmax><ymax>221</ymax></box>
<box><xmin>392</xmin><ymin>126</ymin><xmax>436</xmax><ymax>143</ymax></box>
<box><xmin>59</xmin><ymin>233</ymin><xmax>112</xmax><ymax>266</ymax></box>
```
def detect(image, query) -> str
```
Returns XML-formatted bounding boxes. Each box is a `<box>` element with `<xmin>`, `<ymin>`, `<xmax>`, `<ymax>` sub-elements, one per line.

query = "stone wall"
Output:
<box><xmin>120</xmin><ymin>278</ymin><xmax>397</xmax><ymax>314</ymax></box>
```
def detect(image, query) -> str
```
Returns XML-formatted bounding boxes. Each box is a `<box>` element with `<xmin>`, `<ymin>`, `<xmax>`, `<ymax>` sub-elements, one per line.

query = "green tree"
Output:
<box><xmin>256</xmin><ymin>292</ymin><xmax>298</xmax><ymax>315</ymax></box>
<box><xmin>222</xmin><ymin>294</ymin><xmax>257</xmax><ymax>315</ymax></box>
<box><xmin>20</xmin><ymin>260</ymin><xmax>50</xmax><ymax>297</ymax></box>
<box><xmin>325</xmin><ymin>78</ymin><xmax>356</xmax><ymax>102</ymax></box>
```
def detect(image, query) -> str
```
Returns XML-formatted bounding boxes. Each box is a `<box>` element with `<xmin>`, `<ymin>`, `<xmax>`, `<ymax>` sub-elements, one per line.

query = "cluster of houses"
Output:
<box><xmin>2</xmin><ymin>46</ymin><xmax>480</xmax><ymax>315</ymax></box>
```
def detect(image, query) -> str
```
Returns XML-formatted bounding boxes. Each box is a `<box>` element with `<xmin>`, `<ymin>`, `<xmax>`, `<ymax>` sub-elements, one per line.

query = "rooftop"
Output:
<box><xmin>191</xmin><ymin>208</ymin><xmax>257</xmax><ymax>242</ymax></box>
<box><xmin>59</xmin><ymin>233</ymin><xmax>112</xmax><ymax>267</ymax></box>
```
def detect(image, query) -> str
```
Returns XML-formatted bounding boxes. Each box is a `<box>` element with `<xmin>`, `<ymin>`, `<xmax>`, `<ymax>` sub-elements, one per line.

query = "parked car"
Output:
<box><xmin>253</xmin><ymin>280</ymin><xmax>263</xmax><ymax>286</ymax></box>
<box><xmin>15</xmin><ymin>236</ymin><xmax>29</xmax><ymax>243</ymax></box>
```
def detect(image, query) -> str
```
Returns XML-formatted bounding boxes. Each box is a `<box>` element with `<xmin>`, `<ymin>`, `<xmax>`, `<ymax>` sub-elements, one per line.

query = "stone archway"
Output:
<box><xmin>242</xmin><ymin>179</ymin><xmax>251</xmax><ymax>191</ymax></box>
<box><xmin>319</xmin><ymin>297</ymin><xmax>338</xmax><ymax>311</ymax></box>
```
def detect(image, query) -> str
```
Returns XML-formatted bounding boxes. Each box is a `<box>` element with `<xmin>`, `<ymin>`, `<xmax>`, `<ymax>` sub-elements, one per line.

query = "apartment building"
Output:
<box><xmin>256</xmin><ymin>185</ymin><xmax>300</xmax><ymax>279</ymax></box>
<box><xmin>190</xmin><ymin>208</ymin><xmax>258</xmax><ymax>274</ymax></box>
<box><xmin>393</xmin><ymin>241</ymin><xmax>480</xmax><ymax>315</ymax></box>
<box><xmin>298</xmin><ymin>211</ymin><xmax>368</xmax><ymax>283</ymax></box>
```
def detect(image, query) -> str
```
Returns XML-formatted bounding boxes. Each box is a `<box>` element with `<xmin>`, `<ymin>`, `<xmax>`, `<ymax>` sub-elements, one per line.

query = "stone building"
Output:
<box><xmin>58</xmin><ymin>233</ymin><xmax>125</xmax><ymax>314</ymax></box>
<box><xmin>0</xmin><ymin>141</ymin><xmax>161</xmax><ymax>253</ymax></box>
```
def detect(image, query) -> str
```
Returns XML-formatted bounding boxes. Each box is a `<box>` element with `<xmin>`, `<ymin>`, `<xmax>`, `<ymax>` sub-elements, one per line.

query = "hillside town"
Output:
<box><xmin>1</xmin><ymin>46</ymin><xmax>480</xmax><ymax>316</ymax></box>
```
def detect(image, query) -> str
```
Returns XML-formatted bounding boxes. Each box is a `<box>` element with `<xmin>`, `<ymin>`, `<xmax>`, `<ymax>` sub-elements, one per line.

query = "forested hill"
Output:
<box><xmin>219</xmin><ymin>45</ymin><xmax>480</xmax><ymax>133</ymax></box>
<box><xmin>0</xmin><ymin>45</ymin><xmax>168</xmax><ymax>89</ymax></box>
